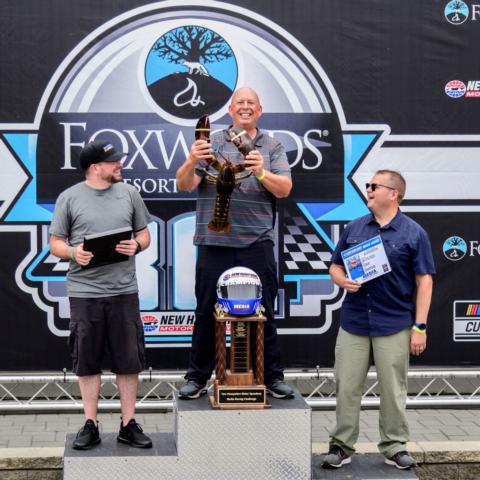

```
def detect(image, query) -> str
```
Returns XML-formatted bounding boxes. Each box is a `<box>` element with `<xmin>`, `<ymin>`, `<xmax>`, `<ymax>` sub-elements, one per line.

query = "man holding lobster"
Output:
<box><xmin>176</xmin><ymin>87</ymin><xmax>294</xmax><ymax>399</ymax></box>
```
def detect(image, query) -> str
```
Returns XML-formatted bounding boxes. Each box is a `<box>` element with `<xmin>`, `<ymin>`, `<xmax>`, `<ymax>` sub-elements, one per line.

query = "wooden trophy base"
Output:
<box><xmin>210</xmin><ymin>378</ymin><xmax>270</xmax><ymax>410</ymax></box>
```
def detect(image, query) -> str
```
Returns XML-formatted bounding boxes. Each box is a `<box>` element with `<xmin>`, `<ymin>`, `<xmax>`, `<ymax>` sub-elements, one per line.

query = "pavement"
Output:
<box><xmin>0</xmin><ymin>408</ymin><xmax>479</xmax><ymax>448</ymax></box>
<box><xmin>1</xmin><ymin>408</ymin><xmax>480</xmax><ymax>479</ymax></box>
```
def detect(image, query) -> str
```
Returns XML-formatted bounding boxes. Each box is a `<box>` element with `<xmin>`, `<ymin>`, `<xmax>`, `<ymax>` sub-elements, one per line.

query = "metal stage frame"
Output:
<box><xmin>0</xmin><ymin>368</ymin><xmax>479</xmax><ymax>412</ymax></box>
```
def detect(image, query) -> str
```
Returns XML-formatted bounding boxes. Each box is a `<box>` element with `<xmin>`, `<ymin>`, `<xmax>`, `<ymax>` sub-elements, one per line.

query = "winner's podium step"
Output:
<box><xmin>64</xmin><ymin>390</ymin><xmax>311</xmax><ymax>479</ymax></box>
<box><xmin>312</xmin><ymin>454</ymin><xmax>419</xmax><ymax>480</ymax></box>
<box><xmin>64</xmin><ymin>432</ymin><xmax>178</xmax><ymax>478</ymax></box>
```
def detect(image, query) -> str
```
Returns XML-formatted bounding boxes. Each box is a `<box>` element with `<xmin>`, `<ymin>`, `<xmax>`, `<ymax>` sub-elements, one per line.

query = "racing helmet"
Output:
<box><xmin>216</xmin><ymin>267</ymin><xmax>262</xmax><ymax>315</ymax></box>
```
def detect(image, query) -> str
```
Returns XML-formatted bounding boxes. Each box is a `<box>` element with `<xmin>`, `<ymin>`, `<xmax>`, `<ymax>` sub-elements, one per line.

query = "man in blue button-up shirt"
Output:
<box><xmin>322</xmin><ymin>170</ymin><xmax>435</xmax><ymax>471</ymax></box>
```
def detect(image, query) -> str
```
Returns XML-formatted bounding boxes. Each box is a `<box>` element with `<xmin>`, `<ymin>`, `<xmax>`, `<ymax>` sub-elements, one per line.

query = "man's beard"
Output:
<box><xmin>104</xmin><ymin>172</ymin><xmax>123</xmax><ymax>184</ymax></box>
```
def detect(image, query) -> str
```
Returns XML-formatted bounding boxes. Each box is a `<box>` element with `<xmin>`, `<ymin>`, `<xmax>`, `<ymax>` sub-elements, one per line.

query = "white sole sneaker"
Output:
<box><xmin>179</xmin><ymin>388</ymin><xmax>207</xmax><ymax>400</ymax></box>
<box><xmin>385</xmin><ymin>458</ymin><xmax>415</xmax><ymax>470</ymax></box>
<box><xmin>266</xmin><ymin>389</ymin><xmax>294</xmax><ymax>399</ymax></box>
<box><xmin>322</xmin><ymin>456</ymin><xmax>351</xmax><ymax>468</ymax></box>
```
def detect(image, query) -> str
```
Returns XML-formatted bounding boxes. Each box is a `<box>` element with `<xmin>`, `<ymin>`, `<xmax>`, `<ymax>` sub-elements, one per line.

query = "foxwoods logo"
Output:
<box><xmin>145</xmin><ymin>26</ymin><xmax>237</xmax><ymax>120</ymax></box>
<box><xmin>4</xmin><ymin>1</ymin><xmax>385</xmax><ymax>341</ymax></box>
<box><xmin>444</xmin><ymin>0</ymin><xmax>480</xmax><ymax>24</ymax></box>
<box><xmin>443</xmin><ymin>236</ymin><xmax>467</xmax><ymax>260</ymax></box>
<box><xmin>31</xmin><ymin>5</ymin><xmax>346</xmax><ymax>203</ymax></box>
<box><xmin>443</xmin><ymin>235</ymin><xmax>480</xmax><ymax>260</ymax></box>
<box><xmin>445</xmin><ymin>1</ymin><xmax>469</xmax><ymax>24</ymax></box>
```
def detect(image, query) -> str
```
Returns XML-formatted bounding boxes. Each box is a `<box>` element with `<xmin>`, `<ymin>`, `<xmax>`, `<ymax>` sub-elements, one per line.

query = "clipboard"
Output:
<box><xmin>82</xmin><ymin>226</ymin><xmax>132</xmax><ymax>269</ymax></box>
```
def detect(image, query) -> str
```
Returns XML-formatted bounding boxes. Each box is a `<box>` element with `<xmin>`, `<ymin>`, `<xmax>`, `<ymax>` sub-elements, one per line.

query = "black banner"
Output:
<box><xmin>1</xmin><ymin>0</ymin><xmax>480</xmax><ymax>371</ymax></box>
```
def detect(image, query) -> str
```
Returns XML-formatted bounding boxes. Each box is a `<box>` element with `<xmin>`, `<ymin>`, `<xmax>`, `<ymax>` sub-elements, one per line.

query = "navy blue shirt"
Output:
<box><xmin>331</xmin><ymin>210</ymin><xmax>436</xmax><ymax>337</ymax></box>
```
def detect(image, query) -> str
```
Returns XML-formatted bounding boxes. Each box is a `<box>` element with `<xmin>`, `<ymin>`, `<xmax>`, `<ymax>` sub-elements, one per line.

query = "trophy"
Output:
<box><xmin>210</xmin><ymin>267</ymin><xmax>269</xmax><ymax>409</ymax></box>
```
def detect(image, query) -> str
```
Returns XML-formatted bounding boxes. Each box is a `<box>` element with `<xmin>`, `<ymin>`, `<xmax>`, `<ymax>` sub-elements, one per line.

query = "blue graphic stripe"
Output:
<box><xmin>146</xmin><ymin>336</ymin><xmax>231</xmax><ymax>343</ymax></box>
<box><xmin>26</xmin><ymin>245</ymin><xmax>67</xmax><ymax>282</ymax></box>
<box><xmin>4</xmin><ymin>133</ymin><xmax>52</xmax><ymax>222</ymax></box>
<box><xmin>146</xmin><ymin>336</ymin><xmax>193</xmax><ymax>342</ymax></box>
<box><xmin>311</xmin><ymin>133</ymin><xmax>374</xmax><ymax>222</ymax></box>
<box><xmin>296</xmin><ymin>203</ymin><xmax>335</xmax><ymax>250</ymax></box>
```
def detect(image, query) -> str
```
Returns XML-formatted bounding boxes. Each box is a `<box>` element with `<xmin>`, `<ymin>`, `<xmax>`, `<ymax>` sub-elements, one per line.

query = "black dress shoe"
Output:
<box><xmin>117</xmin><ymin>419</ymin><xmax>152</xmax><ymax>448</ymax></box>
<box><xmin>267</xmin><ymin>380</ymin><xmax>295</xmax><ymax>399</ymax></box>
<box><xmin>72</xmin><ymin>419</ymin><xmax>100</xmax><ymax>450</ymax></box>
<box><xmin>178</xmin><ymin>380</ymin><xmax>207</xmax><ymax>399</ymax></box>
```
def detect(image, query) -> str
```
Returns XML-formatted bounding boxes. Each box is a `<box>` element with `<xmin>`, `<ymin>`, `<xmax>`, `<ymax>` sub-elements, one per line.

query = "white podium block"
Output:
<box><xmin>64</xmin><ymin>389</ymin><xmax>311</xmax><ymax>480</ymax></box>
<box><xmin>175</xmin><ymin>390</ymin><xmax>311</xmax><ymax>479</ymax></box>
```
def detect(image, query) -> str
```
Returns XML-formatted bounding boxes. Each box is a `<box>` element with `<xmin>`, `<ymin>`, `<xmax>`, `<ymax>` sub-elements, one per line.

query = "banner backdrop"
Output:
<box><xmin>1</xmin><ymin>0</ymin><xmax>479</xmax><ymax>371</ymax></box>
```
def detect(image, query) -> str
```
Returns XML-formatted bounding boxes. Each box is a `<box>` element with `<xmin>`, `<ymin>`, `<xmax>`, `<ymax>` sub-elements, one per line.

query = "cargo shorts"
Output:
<box><xmin>68</xmin><ymin>293</ymin><xmax>146</xmax><ymax>376</ymax></box>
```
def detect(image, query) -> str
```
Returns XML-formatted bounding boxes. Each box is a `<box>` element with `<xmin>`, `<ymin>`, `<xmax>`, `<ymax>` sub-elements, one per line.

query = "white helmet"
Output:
<box><xmin>216</xmin><ymin>267</ymin><xmax>262</xmax><ymax>315</ymax></box>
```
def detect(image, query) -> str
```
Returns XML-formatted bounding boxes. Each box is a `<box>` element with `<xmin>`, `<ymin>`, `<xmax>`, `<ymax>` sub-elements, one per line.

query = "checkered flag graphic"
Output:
<box><xmin>282</xmin><ymin>209</ymin><xmax>332</xmax><ymax>272</ymax></box>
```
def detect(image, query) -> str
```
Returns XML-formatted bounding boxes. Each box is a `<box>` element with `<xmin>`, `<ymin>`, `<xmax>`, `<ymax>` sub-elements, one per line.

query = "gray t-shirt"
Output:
<box><xmin>193</xmin><ymin>128</ymin><xmax>291</xmax><ymax>247</ymax></box>
<box><xmin>50</xmin><ymin>181</ymin><xmax>150</xmax><ymax>298</ymax></box>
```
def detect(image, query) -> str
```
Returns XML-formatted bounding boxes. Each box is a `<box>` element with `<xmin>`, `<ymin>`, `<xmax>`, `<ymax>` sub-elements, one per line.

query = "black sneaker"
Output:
<box><xmin>117</xmin><ymin>419</ymin><xmax>152</xmax><ymax>448</ymax></box>
<box><xmin>266</xmin><ymin>380</ymin><xmax>294</xmax><ymax>399</ymax></box>
<box><xmin>72</xmin><ymin>419</ymin><xmax>100</xmax><ymax>450</ymax></box>
<box><xmin>178</xmin><ymin>380</ymin><xmax>207</xmax><ymax>399</ymax></box>
<box><xmin>322</xmin><ymin>445</ymin><xmax>351</xmax><ymax>469</ymax></box>
<box><xmin>385</xmin><ymin>451</ymin><xmax>417</xmax><ymax>469</ymax></box>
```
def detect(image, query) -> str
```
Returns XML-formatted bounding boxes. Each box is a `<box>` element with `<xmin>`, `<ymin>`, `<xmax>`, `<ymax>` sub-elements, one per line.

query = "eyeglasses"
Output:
<box><xmin>365</xmin><ymin>183</ymin><xmax>396</xmax><ymax>192</ymax></box>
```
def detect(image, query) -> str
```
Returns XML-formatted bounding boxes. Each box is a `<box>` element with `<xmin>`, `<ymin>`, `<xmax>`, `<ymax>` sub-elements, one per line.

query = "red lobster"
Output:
<box><xmin>195</xmin><ymin>115</ymin><xmax>254</xmax><ymax>233</ymax></box>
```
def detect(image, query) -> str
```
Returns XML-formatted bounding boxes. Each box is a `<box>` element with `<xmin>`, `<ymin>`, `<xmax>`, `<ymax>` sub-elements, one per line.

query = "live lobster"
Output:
<box><xmin>195</xmin><ymin>114</ymin><xmax>254</xmax><ymax>233</ymax></box>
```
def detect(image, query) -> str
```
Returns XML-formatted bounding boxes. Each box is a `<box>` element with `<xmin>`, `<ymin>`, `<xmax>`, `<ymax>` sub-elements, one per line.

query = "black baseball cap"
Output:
<box><xmin>79</xmin><ymin>140</ymin><xmax>127</xmax><ymax>170</ymax></box>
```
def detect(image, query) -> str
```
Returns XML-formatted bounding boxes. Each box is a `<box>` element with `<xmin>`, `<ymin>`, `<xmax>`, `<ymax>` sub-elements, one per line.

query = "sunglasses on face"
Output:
<box><xmin>365</xmin><ymin>183</ymin><xmax>396</xmax><ymax>192</ymax></box>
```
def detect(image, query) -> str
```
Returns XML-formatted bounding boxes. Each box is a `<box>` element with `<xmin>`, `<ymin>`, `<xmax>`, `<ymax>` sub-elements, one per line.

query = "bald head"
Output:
<box><xmin>230</xmin><ymin>87</ymin><xmax>260</xmax><ymax>106</ymax></box>
<box><xmin>228</xmin><ymin>87</ymin><xmax>263</xmax><ymax>136</ymax></box>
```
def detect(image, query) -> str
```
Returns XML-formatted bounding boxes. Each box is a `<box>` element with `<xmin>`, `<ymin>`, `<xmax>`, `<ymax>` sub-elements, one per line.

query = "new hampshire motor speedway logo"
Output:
<box><xmin>1</xmin><ymin>1</ymin><xmax>478</xmax><ymax>347</ymax></box>
<box><xmin>445</xmin><ymin>80</ymin><xmax>480</xmax><ymax>98</ymax></box>
<box><xmin>445</xmin><ymin>80</ymin><xmax>467</xmax><ymax>98</ymax></box>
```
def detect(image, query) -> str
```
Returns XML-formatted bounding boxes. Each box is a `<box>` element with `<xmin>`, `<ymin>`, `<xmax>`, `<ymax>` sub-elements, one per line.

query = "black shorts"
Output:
<box><xmin>68</xmin><ymin>293</ymin><xmax>146</xmax><ymax>376</ymax></box>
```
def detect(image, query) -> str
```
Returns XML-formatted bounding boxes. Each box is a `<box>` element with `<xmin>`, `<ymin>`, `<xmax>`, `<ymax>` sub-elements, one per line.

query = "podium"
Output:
<box><xmin>63</xmin><ymin>391</ymin><xmax>311</xmax><ymax>479</ymax></box>
<box><xmin>312</xmin><ymin>455</ymin><xmax>418</xmax><ymax>479</ymax></box>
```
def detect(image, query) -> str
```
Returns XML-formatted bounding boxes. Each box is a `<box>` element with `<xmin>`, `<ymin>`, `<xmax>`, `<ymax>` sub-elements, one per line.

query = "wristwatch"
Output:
<box><xmin>412</xmin><ymin>322</ymin><xmax>427</xmax><ymax>334</ymax></box>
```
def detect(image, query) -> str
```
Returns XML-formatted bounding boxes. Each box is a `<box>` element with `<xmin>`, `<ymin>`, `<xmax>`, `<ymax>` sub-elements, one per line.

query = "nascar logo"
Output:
<box><xmin>453</xmin><ymin>301</ymin><xmax>480</xmax><ymax>341</ymax></box>
<box><xmin>465</xmin><ymin>303</ymin><xmax>480</xmax><ymax>316</ymax></box>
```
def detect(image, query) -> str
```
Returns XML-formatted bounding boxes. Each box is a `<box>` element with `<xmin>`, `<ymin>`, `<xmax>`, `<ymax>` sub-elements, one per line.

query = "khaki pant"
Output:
<box><xmin>329</xmin><ymin>327</ymin><xmax>411</xmax><ymax>458</ymax></box>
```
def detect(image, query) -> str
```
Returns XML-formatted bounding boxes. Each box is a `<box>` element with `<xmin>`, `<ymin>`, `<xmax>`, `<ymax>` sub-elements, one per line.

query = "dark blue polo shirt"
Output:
<box><xmin>331</xmin><ymin>210</ymin><xmax>436</xmax><ymax>337</ymax></box>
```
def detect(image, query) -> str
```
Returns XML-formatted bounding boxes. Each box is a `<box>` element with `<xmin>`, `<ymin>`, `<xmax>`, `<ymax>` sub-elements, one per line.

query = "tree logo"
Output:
<box><xmin>444</xmin><ymin>1</ymin><xmax>469</xmax><ymax>25</ymax></box>
<box><xmin>443</xmin><ymin>236</ymin><xmax>467</xmax><ymax>261</ymax></box>
<box><xmin>145</xmin><ymin>26</ymin><xmax>237</xmax><ymax>120</ymax></box>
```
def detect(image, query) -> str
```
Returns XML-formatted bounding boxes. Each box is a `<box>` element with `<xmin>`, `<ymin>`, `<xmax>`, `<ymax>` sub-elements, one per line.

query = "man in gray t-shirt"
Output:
<box><xmin>176</xmin><ymin>87</ymin><xmax>294</xmax><ymax>400</ymax></box>
<box><xmin>50</xmin><ymin>140</ymin><xmax>152</xmax><ymax>450</ymax></box>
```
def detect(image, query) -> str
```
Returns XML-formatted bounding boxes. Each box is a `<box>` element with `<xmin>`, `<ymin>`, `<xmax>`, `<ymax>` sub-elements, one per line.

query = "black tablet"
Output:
<box><xmin>82</xmin><ymin>226</ymin><xmax>133</xmax><ymax>269</ymax></box>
